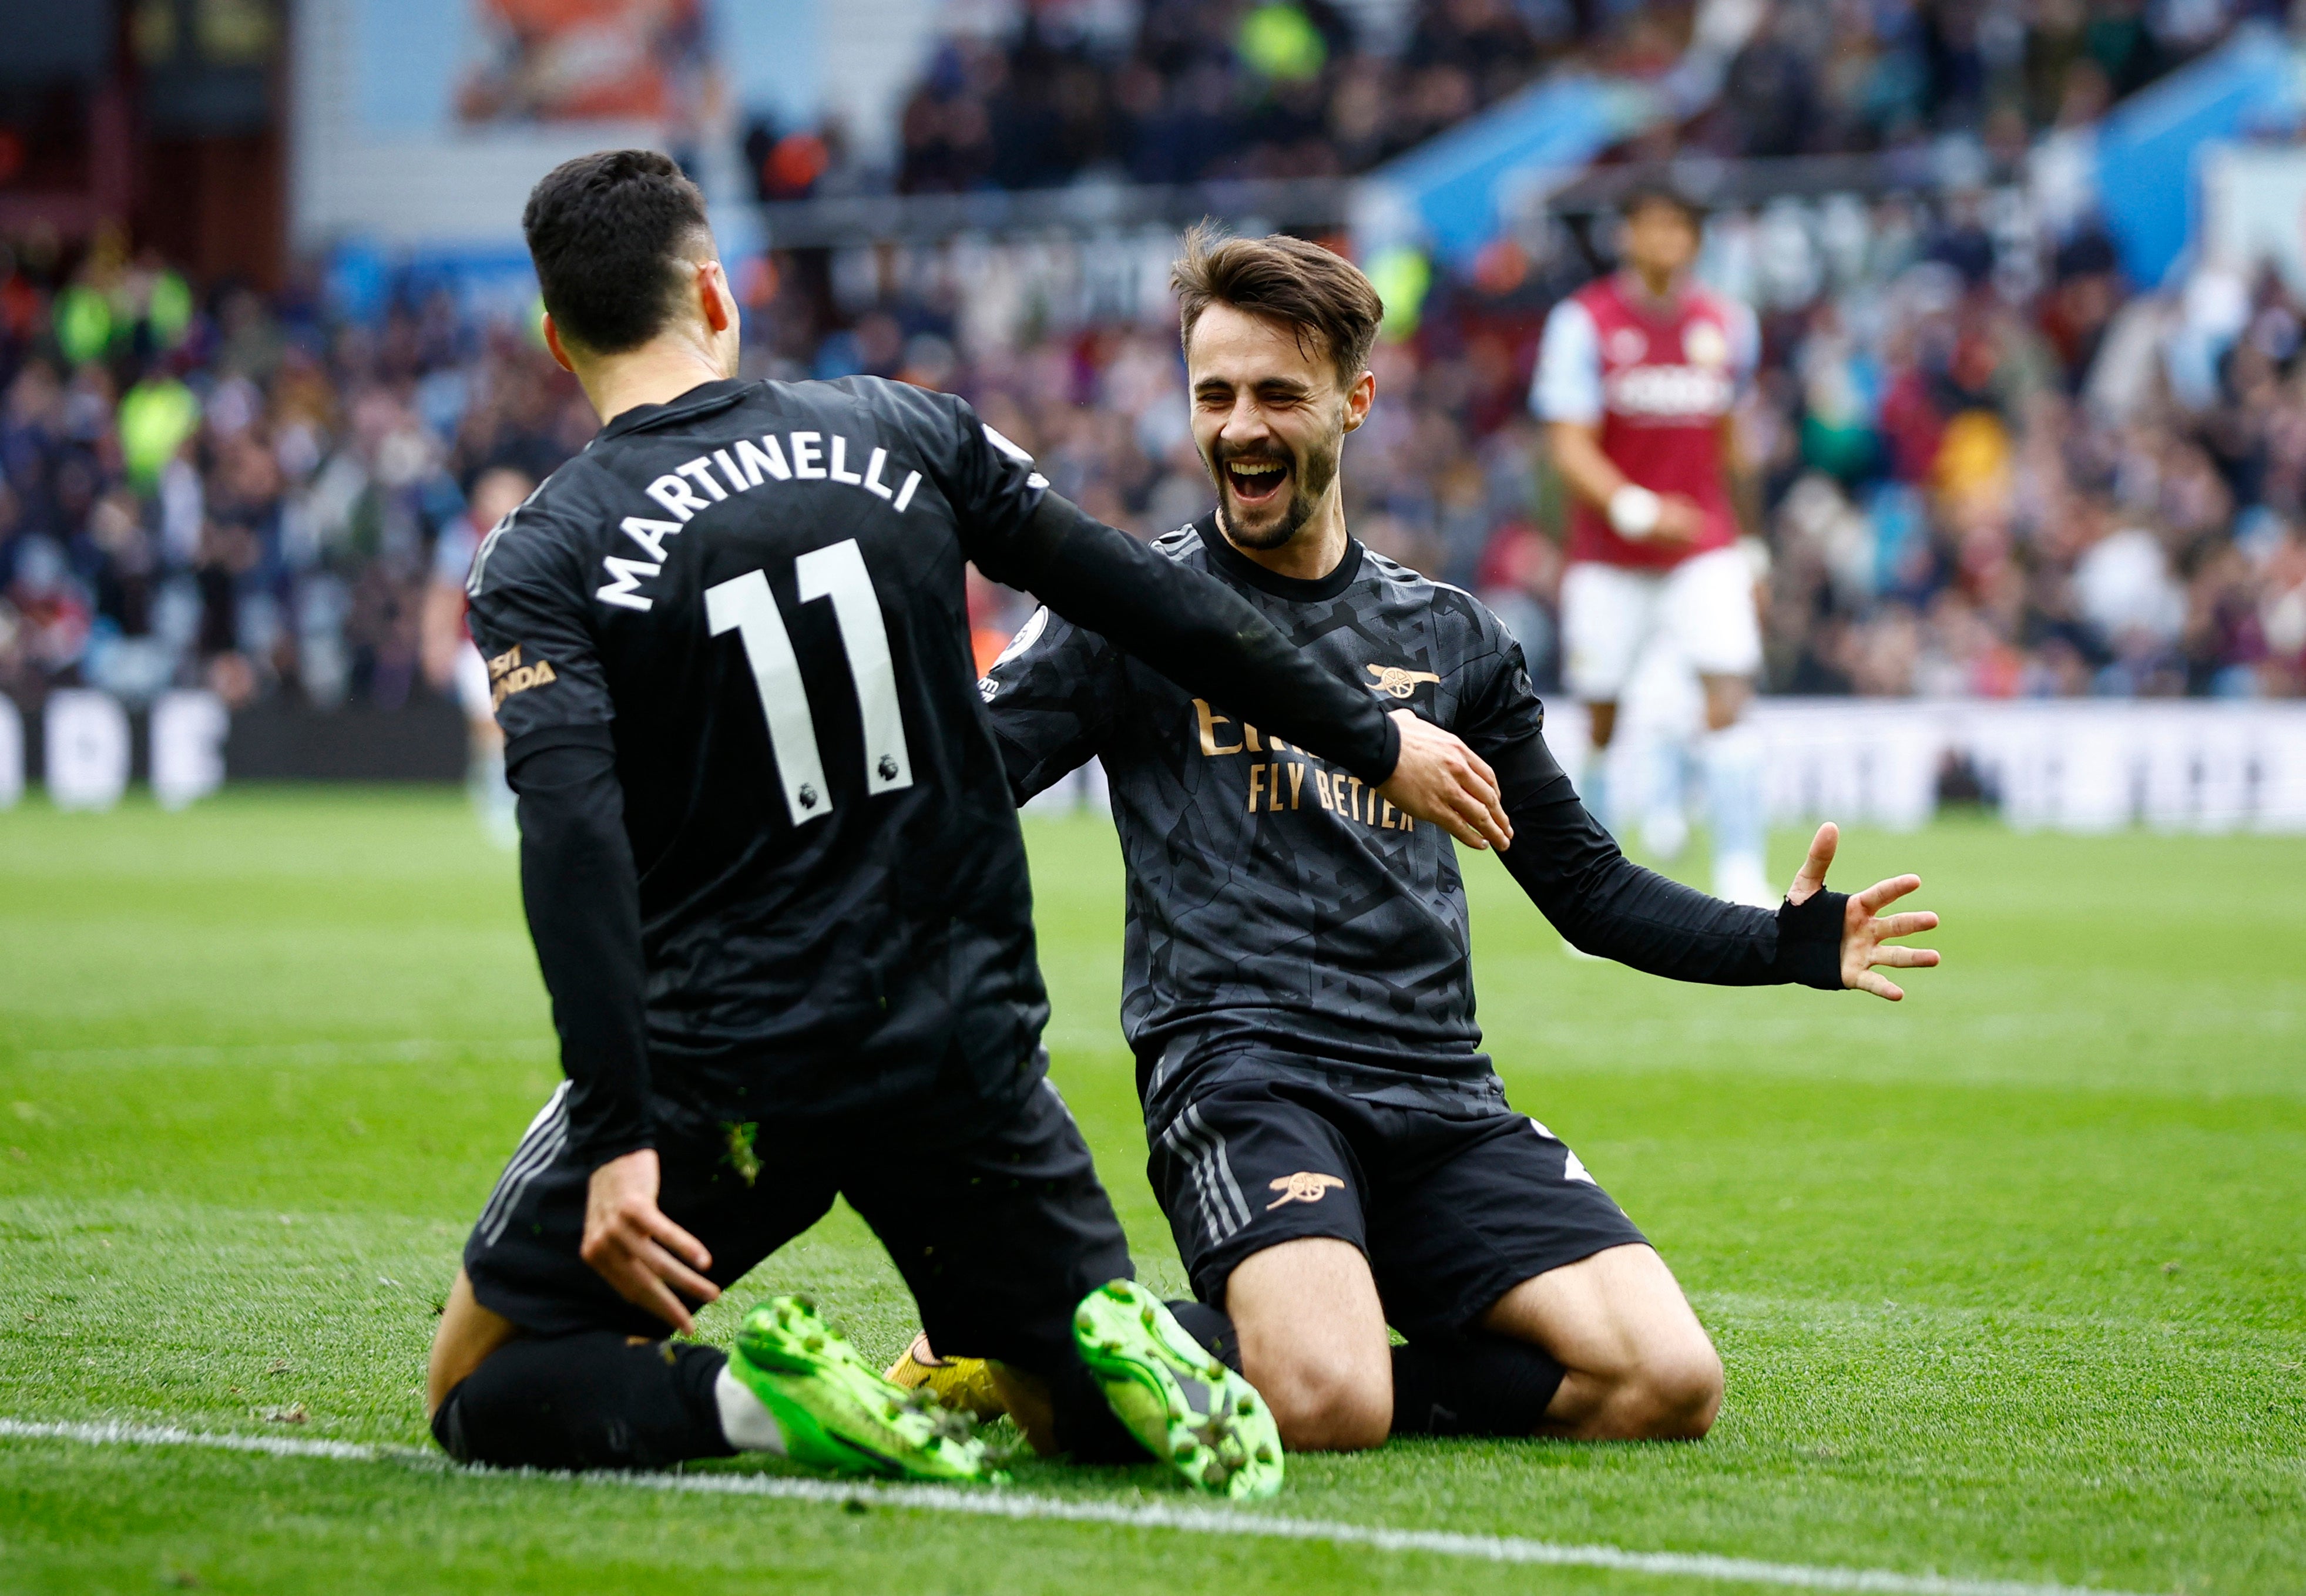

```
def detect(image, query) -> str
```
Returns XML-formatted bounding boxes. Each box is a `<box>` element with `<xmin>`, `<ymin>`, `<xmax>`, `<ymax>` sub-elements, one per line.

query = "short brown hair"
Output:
<box><xmin>1170</xmin><ymin>223</ymin><xmax>1383</xmax><ymax>389</ymax></box>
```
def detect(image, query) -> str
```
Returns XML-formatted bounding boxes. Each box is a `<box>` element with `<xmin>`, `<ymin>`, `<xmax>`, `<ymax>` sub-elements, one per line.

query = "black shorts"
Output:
<box><xmin>1149</xmin><ymin>1072</ymin><xmax>1647</xmax><ymax>1340</ymax></box>
<box><xmin>463</xmin><ymin>1076</ymin><xmax>1132</xmax><ymax>1382</ymax></box>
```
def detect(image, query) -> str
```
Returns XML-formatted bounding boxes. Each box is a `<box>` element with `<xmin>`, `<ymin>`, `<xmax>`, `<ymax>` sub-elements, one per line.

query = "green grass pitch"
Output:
<box><xmin>1</xmin><ymin>787</ymin><xmax>2301</xmax><ymax>1594</ymax></box>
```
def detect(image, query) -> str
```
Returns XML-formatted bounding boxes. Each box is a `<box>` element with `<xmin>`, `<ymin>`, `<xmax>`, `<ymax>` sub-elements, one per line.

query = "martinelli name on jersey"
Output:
<box><xmin>455</xmin><ymin>375</ymin><xmax>1071</xmax><ymax>1125</ymax></box>
<box><xmin>471</xmin><ymin>397</ymin><xmax>1048</xmax><ymax>619</ymax></box>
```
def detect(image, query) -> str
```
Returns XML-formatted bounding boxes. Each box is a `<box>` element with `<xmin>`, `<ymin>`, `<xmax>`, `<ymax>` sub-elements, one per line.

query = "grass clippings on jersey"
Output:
<box><xmin>1</xmin><ymin>788</ymin><xmax>2301</xmax><ymax>1595</ymax></box>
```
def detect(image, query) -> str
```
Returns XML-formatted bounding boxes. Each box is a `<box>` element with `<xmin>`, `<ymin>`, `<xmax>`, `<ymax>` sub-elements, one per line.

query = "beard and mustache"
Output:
<box><xmin>1206</xmin><ymin>427</ymin><xmax>1342</xmax><ymax>550</ymax></box>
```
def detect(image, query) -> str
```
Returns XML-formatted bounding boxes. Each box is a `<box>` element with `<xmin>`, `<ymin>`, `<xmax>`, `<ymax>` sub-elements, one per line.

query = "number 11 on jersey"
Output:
<box><xmin>705</xmin><ymin>538</ymin><xmax>914</xmax><ymax>826</ymax></box>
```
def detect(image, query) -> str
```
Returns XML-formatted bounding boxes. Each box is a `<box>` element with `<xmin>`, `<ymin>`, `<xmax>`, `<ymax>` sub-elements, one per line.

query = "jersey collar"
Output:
<box><xmin>592</xmin><ymin>378</ymin><xmax>754</xmax><ymax>444</ymax></box>
<box><xmin>1613</xmin><ymin>269</ymin><xmax>1690</xmax><ymax>324</ymax></box>
<box><xmin>1197</xmin><ymin>513</ymin><xmax>1365</xmax><ymax>603</ymax></box>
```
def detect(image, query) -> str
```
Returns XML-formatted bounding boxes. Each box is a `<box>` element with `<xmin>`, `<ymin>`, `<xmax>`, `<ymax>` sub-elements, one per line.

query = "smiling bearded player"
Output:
<box><xmin>892</xmin><ymin>227</ymin><xmax>1942</xmax><ymax>1452</ymax></box>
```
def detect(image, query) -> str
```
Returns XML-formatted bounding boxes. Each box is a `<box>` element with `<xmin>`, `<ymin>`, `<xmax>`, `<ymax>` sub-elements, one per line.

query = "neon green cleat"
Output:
<box><xmin>1073</xmin><ymin>1279</ymin><xmax>1285</xmax><ymax>1500</ymax></box>
<box><xmin>730</xmin><ymin>1295</ymin><xmax>999</xmax><ymax>1483</ymax></box>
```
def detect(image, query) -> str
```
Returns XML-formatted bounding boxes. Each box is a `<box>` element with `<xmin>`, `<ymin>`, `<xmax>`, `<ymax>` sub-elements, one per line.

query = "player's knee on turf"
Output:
<box><xmin>427</xmin><ymin>1269</ymin><xmax>520</xmax><ymax>1420</ymax></box>
<box><xmin>1254</xmin><ymin>1345</ymin><xmax>1391</xmax><ymax>1451</ymax></box>
<box><xmin>1616</xmin><ymin>1338</ymin><xmax>1722</xmax><ymax>1440</ymax></box>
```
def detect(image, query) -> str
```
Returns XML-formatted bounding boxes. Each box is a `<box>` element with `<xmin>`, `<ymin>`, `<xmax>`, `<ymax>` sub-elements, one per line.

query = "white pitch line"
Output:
<box><xmin>0</xmin><ymin>1418</ymin><xmax>414</xmax><ymax>1464</ymax></box>
<box><xmin>0</xmin><ymin>1418</ymin><xmax>2162</xmax><ymax>1596</ymax></box>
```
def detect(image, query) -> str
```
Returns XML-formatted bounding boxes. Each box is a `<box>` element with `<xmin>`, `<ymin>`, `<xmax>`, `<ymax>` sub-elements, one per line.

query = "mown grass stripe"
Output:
<box><xmin>0</xmin><ymin>1418</ymin><xmax>2161</xmax><ymax>1596</ymax></box>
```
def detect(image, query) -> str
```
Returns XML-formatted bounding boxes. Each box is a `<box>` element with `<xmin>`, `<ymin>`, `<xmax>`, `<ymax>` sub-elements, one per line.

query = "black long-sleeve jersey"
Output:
<box><xmin>464</xmin><ymin>377</ymin><xmax>1405</xmax><ymax>1165</ymax></box>
<box><xmin>981</xmin><ymin>518</ymin><xmax>1847</xmax><ymax>1128</ymax></box>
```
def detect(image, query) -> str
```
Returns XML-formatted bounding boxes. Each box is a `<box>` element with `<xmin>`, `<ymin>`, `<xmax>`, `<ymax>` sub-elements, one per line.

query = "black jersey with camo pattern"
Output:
<box><xmin>982</xmin><ymin>517</ymin><xmax>1549</xmax><ymax>1121</ymax></box>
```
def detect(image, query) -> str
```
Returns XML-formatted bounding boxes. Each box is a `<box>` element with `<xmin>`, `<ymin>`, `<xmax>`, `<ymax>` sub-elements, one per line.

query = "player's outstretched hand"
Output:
<box><xmin>1787</xmin><ymin>821</ymin><xmax>1941</xmax><ymax>1002</ymax></box>
<box><xmin>1378</xmin><ymin>710</ymin><xmax>1513</xmax><ymax>852</ymax></box>
<box><xmin>581</xmin><ymin>1147</ymin><xmax>720</xmax><ymax>1333</ymax></box>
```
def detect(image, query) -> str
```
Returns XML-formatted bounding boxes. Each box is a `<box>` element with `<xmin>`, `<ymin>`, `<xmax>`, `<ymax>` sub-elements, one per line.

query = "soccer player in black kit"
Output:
<box><xmin>419</xmin><ymin>154</ymin><xmax>1516</xmax><ymax>1497</ymax></box>
<box><xmin>968</xmin><ymin>229</ymin><xmax>1942</xmax><ymax>1452</ymax></box>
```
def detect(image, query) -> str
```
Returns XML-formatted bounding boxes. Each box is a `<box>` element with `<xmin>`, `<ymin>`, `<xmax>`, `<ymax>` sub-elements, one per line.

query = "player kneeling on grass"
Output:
<box><xmin>423</xmin><ymin>154</ymin><xmax>1518</xmax><ymax>1498</ymax></box>
<box><xmin>897</xmin><ymin>229</ymin><xmax>1940</xmax><ymax>1452</ymax></box>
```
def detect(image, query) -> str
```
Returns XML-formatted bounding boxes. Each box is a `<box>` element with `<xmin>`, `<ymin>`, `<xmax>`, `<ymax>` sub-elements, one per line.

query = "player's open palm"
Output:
<box><xmin>1787</xmin><ymin>821</ymin><xmax>1941</xmax><ymax>1001</ymax></box>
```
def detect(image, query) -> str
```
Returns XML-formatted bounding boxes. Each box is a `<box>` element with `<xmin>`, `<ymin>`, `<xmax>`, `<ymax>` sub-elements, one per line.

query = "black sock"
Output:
<box><xmin>431</xmin><ymin>1331</ymin><xmax>737</xmax><ymax>1470</ymax></box>
<box><xmin>1390</xmin><ymin>1333</ymin><xmax>1566</xmax><ymax>1437</ymax></box>
<box><xmin>1163</xmin><ymin>1299</ymin><xmax>1244</xmax><ymax>1374</ymax></box>
<box><xmin>1047</xmin><ymin>1353</ymin><xmax>1154</xmax><ymax>1465</ymax></box>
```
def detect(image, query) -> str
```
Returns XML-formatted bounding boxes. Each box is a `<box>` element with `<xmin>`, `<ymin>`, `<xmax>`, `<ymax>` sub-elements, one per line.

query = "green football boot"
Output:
<box><xmin>729</xmin><ymin>1295</ymin><xmax>998</xmax><ymax>1483</ymax></box>
<box><xmin>1073</xmin><ymin>1279</ymin><xmax>1284</xmax><ymax>1500</ymax></box>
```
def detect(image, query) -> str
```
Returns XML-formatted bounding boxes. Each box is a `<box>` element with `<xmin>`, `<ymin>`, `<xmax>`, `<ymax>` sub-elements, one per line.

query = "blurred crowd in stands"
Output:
<box><xmin>0</xmin><ymin>234</ymin><xmax>595</xmax><ymax>712</ymax></box>
<box><xmin>6</xmin><ymin>181</ymin><xmax>2306</xmax><ymax>714</ymax></box>
<box><xmin>734</xmin><ymin>0</ymin><xmax>2271</xmax><ymax>201</ymax></box>
<box><xmin>884</xmin><ymin>0</ymin><xmax>1535</xmax><ymax>192</ymax></box>
<box><xmin>1694</xmin><ymin>0</ymin><xmax>2275</xmax><ymax>162</ymax></box>
<box><xmin>739</xmin><ymin>181</ymin><xmax>2306</xmax><ymax>701</ymax></box>
<box><xmin>1700</xmin><ymin>197</ymin><xmax>2306</xmax><ymax>700</ymax></box>
<box><xmin>11</xmin><ymin>0</ymin><xmax>2306</xmax><ymax>719</ymax></box>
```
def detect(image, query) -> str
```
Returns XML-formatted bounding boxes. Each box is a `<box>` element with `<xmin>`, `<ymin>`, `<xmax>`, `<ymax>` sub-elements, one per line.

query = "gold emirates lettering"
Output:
<box><xmin>1194</xmin><ymin>698</ymin><xmax>1242</xmax><ymax>756</ymax></box>
<box><xmin>1190</xmin><ymin>699</ymin><xmax>1410</xmax><ymax>832</ymax></box>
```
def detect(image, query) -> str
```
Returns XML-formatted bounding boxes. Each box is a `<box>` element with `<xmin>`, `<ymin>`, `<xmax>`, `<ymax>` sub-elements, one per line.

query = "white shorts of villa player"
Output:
<box><xmin>1560</xmin><ymin>545</ymin><xmax>1763</xmax><ymax>703</ymax></box>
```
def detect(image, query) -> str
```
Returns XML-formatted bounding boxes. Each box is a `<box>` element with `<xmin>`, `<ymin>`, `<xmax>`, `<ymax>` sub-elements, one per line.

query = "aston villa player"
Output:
<box><xmin>1535</xmin><ymin>182</ymin><xmax>1773</xmax><ymax>905</ymax></box>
